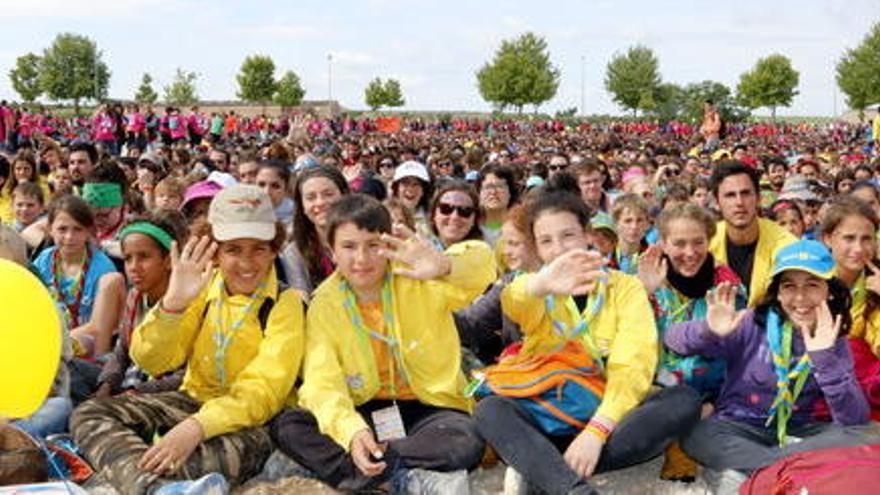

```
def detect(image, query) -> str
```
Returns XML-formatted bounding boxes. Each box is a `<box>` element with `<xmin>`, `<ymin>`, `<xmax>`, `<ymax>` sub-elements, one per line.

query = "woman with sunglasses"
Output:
<box><xmin>429</xmin><ymin>181</ymin><xmax>484</xmax><ymax>249</ymax></box>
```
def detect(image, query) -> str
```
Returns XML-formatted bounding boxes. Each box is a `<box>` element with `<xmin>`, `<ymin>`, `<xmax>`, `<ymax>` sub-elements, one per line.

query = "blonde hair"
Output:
<box><xmin>611</xmin><ymin>193</ymin><xmax>651</xmax><ymax>222</ymax></box>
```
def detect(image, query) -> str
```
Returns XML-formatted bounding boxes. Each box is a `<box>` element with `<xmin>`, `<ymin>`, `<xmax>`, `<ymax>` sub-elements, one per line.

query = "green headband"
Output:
<box><xmin>82</xmin><ymin>182</ymin><xmax>124</xmax><ymax>209</ymax></box>
<box><xmin>118</xmin><ymin>222</ymin><xmax>174</xmax><ymax>252</ymax></box>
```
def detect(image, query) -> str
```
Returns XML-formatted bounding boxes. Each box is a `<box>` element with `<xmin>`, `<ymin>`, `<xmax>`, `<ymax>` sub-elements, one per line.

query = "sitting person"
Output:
<box><xmin>270</xmin><ymin>194</ymin><xmax>496</xmax><ymax>492</ymax></box>
<box><xmin>70</xmin><ymin>184</ymin><xmax>305</xmax><ymax>493</ymax></box>
<box><xmin>94</xmin><ymin>210</ymin><xmax>189</xmax><ymax>398</ymax></box>
<box><xmin>473</xmin><ymin>180</ymin><xmax>701</xmax><ymax>495</ymax></box>
<box><xmin>666</xmin><ymin>240</ymin><xmax>880</xmax><ymax>492</ymax></box>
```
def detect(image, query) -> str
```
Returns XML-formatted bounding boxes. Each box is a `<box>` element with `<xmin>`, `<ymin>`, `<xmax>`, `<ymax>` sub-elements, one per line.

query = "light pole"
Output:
<box><xmin>580</xmin><ymin>54</ymin><xmax>585</xmax><ymax>117</ymax></box>
<box><xmin>327</xmin><ymin>53</ymin><xmax>333</xmax><ymax>102</ymax></box>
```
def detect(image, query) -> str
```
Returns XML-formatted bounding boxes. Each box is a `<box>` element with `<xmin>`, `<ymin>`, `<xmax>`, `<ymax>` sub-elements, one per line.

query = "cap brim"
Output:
<box><xmin>771</xmin><ymin>264</ymin><xmax>834</xmax><ymax>280</ymax></box>
<box><xmin>212</xmin><ymin>222</ymin><xmax>276</xmax><ymax>241</ymax></box>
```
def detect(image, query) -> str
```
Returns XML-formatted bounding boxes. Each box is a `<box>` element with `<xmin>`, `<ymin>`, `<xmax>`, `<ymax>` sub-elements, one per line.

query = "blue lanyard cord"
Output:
<box><xmin>615</xmin><ymin>247</ymin><xmax>639</xmax><ymax>274</ymax></box>
<box><xmin>655</xmin><ymin>286</ymin><xmax>708</xmax><ymax>381</ymax></box>
<box><xmin>212</xmin><ymin>280</ymin><xmax>266</xmax><ymax>387</ymax></box>
<box><xmin>340</xmin><ymin>273</ymin><xmax>409</xmax><ymax>394</ymax></box>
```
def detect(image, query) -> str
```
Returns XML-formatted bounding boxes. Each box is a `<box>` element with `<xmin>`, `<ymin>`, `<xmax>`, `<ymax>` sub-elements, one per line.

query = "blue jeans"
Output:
<box><xmin>14</xmin><ymin>397</ymin><xmax>73</xmax><ymax>439</ymax></box>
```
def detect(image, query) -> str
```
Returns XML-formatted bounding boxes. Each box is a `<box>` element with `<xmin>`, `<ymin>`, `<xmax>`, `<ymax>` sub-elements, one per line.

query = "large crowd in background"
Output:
<box><xmin>1</xmin><ymin>98</ymin><xmax>880</xmax><ymax>494</ymax></box>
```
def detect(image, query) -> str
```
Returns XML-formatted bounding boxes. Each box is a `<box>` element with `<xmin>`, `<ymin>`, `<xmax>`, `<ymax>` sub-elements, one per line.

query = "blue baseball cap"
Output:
<box><xmin>770</xmin><ymin>240</ymin><xmax>836</xmax><ymax>280</ymax></box>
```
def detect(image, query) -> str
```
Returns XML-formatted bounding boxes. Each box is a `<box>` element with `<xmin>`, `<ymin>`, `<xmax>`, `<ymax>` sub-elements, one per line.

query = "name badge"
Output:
<box><xmin>372</xmin><ymin>404</ymin><xmax>407</xmax><ymax>442</ymax></box>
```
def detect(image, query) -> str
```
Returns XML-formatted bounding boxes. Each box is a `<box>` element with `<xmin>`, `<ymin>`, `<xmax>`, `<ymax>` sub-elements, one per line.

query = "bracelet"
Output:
<box><xmin>584</xmin><ymin>418</ymin><xmax>613</xmax><ymax>442</ymax></box>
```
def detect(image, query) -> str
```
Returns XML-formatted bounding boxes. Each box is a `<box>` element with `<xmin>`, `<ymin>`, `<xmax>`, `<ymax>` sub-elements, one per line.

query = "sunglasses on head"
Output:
<box><xmin>437</xmin><ymin>203</ymin><xmax>476</xmax><ymax>218</ymax></box>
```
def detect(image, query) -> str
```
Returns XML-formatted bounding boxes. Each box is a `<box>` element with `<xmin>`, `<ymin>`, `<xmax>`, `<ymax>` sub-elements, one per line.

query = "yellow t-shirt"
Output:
<box><xmin>359</xmin><ymin>301</ymin><xmax>415</xmax><ymax>400</ymax></box>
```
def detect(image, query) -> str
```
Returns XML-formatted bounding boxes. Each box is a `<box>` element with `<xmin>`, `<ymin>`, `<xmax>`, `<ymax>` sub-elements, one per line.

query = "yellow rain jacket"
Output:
<box><xmin>500</xmin><ymin>270</ymin><xmax>658</xmax><ymax>424</ymax></box>
<box><xmin>131</xmin><ymin>268</ymin><xmax>305</xmax><ymax>439</ymax></box>
<box><xmin>709</xmin><ymin>218</ymin><xmax>796</xmax><ymax>307</ymax></box>
<box><xmin>299</xmin><ymin>240</ymin><xmax>496</xmax><ymax>451</ymax></box>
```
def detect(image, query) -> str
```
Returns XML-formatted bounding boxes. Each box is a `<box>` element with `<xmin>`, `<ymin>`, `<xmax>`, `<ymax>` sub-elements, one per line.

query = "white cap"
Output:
<box><xmin>392</xmin><ymin>160</ymin><xmax>430</xmax><ymax>184</ymax></box>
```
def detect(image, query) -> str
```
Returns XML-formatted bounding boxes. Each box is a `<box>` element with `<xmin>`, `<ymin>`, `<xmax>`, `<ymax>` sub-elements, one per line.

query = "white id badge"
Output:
<box><xmin>372</xmin><ymin>404</ymin><xmax>407</xmax><ymax>442</ymax></box>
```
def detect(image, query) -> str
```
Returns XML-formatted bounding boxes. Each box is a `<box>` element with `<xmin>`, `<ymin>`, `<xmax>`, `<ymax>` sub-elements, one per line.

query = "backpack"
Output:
<box><xmin>739</xmin><ymin>444</ymin><xmax>880</xmax><ymax>495</ymax></box>
<box><xmin>474</xmin><ymin>340</ymin><xmax>605</xmax><ymax>436</ymax></box>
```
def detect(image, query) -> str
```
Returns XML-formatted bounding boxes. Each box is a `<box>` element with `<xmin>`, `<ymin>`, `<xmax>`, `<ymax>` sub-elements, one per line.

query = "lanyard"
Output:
<box><xmin>340</xmin><ymin>273</ymin><xmax>408</xmax><ymax>396</ymax></box>
<box><xmin>765</xmin><ymin>308</ymin><xmax>812</xmax><ymax>446</ymax></box>
<box><xmin>50</xmin><ymin>247</ymin><xmax>90</xmax><ymax>326</ymax></box>
<box><xmin>211</xmin><ymin>279</ymin><xmax>265</xmax><ymax>387</ymax></box>
<box><xmin>615</xmin><ymin>247</ymin><xmax>639</xmax><ymax>275</ymax></box>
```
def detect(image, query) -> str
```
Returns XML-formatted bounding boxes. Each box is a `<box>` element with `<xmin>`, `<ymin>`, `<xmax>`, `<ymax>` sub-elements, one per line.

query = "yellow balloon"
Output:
<box><xmin>0</xmin><ymin>259</ymin><xmax>61</xmax><ymax>419</ymax></box>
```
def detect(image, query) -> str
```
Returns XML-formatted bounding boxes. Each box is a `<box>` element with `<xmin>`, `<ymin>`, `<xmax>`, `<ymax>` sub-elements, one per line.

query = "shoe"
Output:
<box><xmin>660</xmin><ymin>441</ymin><xmax>697</xmax><ymax>482</ymax></box>
<box><xmin>393</xmin><ymin>468</ymin><xmax>469</xmax><ymax>495</ymax></box>
<box><xmin>503</xmin><ymin>466</ymin><xmax>528</xmax><ymax>495</ymax></box>
<box><xmin>702</xmin><ymin>468</ymin><xmax>747</xmax><ymax>495</ymax></box>
<box><xmin>155</xmin><ymin>472</ymin><xmax>229</xmax><ymax>495</ymax></box>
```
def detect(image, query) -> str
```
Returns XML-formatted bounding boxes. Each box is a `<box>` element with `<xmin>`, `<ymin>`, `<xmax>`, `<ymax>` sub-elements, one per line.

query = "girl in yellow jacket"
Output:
<box><xmin>270</xmin><ymin>193</ymin><xmax>497</xmax><ymax>493</ymax></box>
<box><xmin>70</xmin><ymin>184</ymin><xmax>306</xmax><ymax>494</ymax></box>
<box><xmin>473</xmin><ymin>181</ymin><xmax>701</xmax><ymax>495</ymax></box>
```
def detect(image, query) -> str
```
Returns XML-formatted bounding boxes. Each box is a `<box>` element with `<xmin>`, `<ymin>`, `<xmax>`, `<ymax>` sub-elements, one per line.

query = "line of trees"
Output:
<box><xmin>9</xmin><ymin>24</ymin><xmax>880</xmax><ymax>118</ymax></box>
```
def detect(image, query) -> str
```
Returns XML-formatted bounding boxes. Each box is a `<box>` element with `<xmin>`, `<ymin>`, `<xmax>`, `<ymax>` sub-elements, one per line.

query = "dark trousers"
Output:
<box><xmin>475</xmin><ymin>385</ymin><xmax>701</xmax><ymax>495</ymax></box>
<box><xmin>270</xmin><ymin>400</ymin><xmax>484</xmax><ymax>491</ymax></box>
<box><xmin>682</xmin><ymin>416</ymin><xmax>880</xmax><ymax>473</ymax></box>
<box><xmin>71</xmin><ymin>391</ymin><xmax>273</xmax><ymax>493</ymax></box>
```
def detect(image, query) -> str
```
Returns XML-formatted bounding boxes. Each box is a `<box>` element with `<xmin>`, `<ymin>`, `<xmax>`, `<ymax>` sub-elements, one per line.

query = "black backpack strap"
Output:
<box><xmin>203</xmin><ymin>279</ymin><xmax>292</xmax><ymax>334</ymax></box>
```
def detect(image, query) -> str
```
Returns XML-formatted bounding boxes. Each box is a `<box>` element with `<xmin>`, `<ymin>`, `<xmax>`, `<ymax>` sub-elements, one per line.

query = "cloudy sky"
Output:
<box><xmin>0</xmin><ymin>0</ymin><xmax>877</xmax><ymax>116</ymax></box>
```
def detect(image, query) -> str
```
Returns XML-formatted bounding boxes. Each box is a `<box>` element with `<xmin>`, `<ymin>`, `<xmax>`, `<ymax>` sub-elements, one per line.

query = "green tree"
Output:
<box><xmin>680</xmin><ymin>80</ymin><xmax>749</xmax><ymax>123</ymax></box>
<box><xmin>836</xmin><ymin>22</ymin><xmax>880</xmax><ymax>119</ymax></box>
<box><xmin>476</xmin><ymin>32</ymin><xmax>560</xmax><ymax>113</ymax></box>
<box><xmin>274</xmin><ymin>70</ymin><xmax>305</xmax><ymax>107</ymax></box>
<box><xmin>365</xmin><ymin>77</ymin><xmax>386</xmax><ymax>111</ymax></box>
<box><xmin>39</xmin><ymin>33</ymin><xmax>110</xmax><ymax>113</ymax></box>
<box><xmin>236</xmin><ymin>54</ymin><xmax>277</xmax><ymax>106</ymax></box>
<box><xmin>163</xmin><ymin>68</ymin><xmax>198</xmax><ymax>106</ymax></box>
<box><xmin>736</xmin><ymin>54</ymin><xmax>799</xmax><ymax>120</ymax></box>
<box><xmin>9</xmin><ymin>53</ymin><xmax>43</xmax><ymax>103</ymax></box>
<box><xmin>653</xmin><ymin>83</ymin><xmax>685</xmax><ymax>123</ymax></box>
<box><xmin>134</xmin><ymin>73</ymin><xmax>158</xmax><ymax>104</ymax></box>
<box><xmin>383</xmin><ymin>79</ymin><xmax>405</xmax><ymax>108</ymax></box>
<box><xmin>605</xmin><ymin>45</ymin><xmax>662</xmax><ymax>116</ymax></box>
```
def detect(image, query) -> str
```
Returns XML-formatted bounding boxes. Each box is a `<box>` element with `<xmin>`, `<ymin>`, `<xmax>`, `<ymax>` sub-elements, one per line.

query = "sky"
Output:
<box><xmin>0</xmin><ymin>0</ymin><xmax>877</xmax><ymax>117</ymax></box>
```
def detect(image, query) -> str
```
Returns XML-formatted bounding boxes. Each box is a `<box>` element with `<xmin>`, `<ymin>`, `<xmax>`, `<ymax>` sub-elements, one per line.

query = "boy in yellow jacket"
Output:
<box><xmin>270</xmin><ymin>194</ymin><xmax>496</xmax><ymax>492</ymax></box>
<box><xmin>71</xmin><ymin>184</ymin><xmax>306</xmax><ymax>494</ymax></box>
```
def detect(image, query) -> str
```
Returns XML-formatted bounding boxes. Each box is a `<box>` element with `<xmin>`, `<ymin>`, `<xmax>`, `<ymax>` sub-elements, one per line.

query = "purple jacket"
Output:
<box><xmin>665</xmin><ymin>309</ymin><xmax>869</xmax><ymax>429</ymax></box>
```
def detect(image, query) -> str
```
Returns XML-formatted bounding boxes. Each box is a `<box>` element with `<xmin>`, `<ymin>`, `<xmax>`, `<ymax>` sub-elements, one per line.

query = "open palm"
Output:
<box><xmin>705</xmin><ymin>282</ymin><xmax>746</xmax><ymax>337</ymax></box>
<box><xmin>163</xmin><ymin>236</ymin><xmax>217</xmax><ymax>311</ymax></box>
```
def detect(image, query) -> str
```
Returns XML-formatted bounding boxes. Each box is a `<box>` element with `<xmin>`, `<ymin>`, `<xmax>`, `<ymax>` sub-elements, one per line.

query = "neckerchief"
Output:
<box><xmin>340</xmin><ymin>272</ymin><xmax>409</xmax><ymax>395</ymax></box>
<box><xmin>212</xmin><ymin>279</ymin><xmax>266</xmax><ymax>387</ymax></box>
<box><xmin>765</xmin><ymin>308</ymin><xmax>812</xmax><ymax>446</ymax></box>
<box><xmin>850</xmin><ymin>272</ymin><xmax>867</xmax><ymax>337</ymax></box>
<box><xmin>50</xmin><ymin>246</ymin><xmax>91</xmax><ymax>326</ymax></box>
<box><xmin>544</xmin><ymin>273</ymin><xmax>608</xmax><ymax>370</ymax></box>
<box><xmin>615</xmin><ymin>247</ymin><xmax>639</xmax><ymax>275</ymax></box>
<box><xmin>666</xmin><ymin>255</ymin><xmax>715</xmax><ymax>299</ymax></box>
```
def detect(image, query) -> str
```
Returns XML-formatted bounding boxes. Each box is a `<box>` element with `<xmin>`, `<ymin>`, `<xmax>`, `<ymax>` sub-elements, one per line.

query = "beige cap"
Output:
<box><xmin>208</xmin><ymin>184</ymin><xmax>277</xmax><ymax>241</ymax></box>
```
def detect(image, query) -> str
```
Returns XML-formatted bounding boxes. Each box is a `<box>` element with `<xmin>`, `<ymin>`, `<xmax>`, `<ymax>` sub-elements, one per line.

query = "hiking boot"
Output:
<box><xmin>660</xmin><ymin>441</ymin><xmax>697</xmax><ymax>482</ymax></box>
<box><xmin>503</xmin><ymin>466</ymin><xmax>528</xmax><ymax>495</ymax></box>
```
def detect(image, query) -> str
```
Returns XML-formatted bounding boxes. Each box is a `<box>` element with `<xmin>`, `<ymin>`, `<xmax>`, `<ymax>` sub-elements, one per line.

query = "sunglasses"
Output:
<box><xmin>437</xmin><ymin>203</ymin><xmax>476</xmax><ymax>218</ymax></box>
<box><xmin>549</xmin><ymin>165</ymin><xmax>568</xmax><ymax>172</ymax></box>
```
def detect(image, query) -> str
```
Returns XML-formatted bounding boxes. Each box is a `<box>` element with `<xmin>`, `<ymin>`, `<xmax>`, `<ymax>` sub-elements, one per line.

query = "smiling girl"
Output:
<box><xmin>666</xmin><ymin>240</ymin><xmax>878</xmax><ymax>490</ymax></box>
<box><xmin>473</xmin><ymin>183</ymin><xmax>700</xmax><ymax>495</ymax></box>
<box><xmin>284</xmin><ymin>165</ymin><xmax>349</xmax><ymax>296</ymax></box>
<box><xmin>429</xmin><ymin>181</ymin><xmax>483</xmax><ymax>249</ymax></box>
<box><xmin>70</xmin><ymin>185</ymin><xmax>305</xmax><ymax>493</ymax></box>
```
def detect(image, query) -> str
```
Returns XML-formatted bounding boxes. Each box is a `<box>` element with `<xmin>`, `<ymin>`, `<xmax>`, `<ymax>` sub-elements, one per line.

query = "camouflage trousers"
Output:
<box><xmin>71</xmin><ymin>390</ymin><xmax>272</xmax><ymax>494</ymax></box>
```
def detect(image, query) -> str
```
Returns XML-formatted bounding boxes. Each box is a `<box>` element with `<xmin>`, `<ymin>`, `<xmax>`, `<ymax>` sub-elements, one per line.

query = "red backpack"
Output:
<box><xmin>740</xmin><ymin>444</ymin><xmax>880</xmax><ymax>495</ymax></box>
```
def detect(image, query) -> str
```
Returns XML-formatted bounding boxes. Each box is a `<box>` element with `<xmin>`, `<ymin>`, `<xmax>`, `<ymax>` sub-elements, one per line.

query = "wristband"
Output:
<box><xmin>584</xmin><ymin>418</ymin><xmax>612</xmax><ymax>442</ymax></box>
<box><xmin>159</xmin><ymin>300</ymin><xmax>186</xmax><ymax>315</ymax></box>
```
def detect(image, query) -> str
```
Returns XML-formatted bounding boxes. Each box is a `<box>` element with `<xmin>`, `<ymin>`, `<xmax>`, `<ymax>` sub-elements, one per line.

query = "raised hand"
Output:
<box><xmin>162</xmin><ymin>236</ymin><xmax>217</xmax><ymax>312</ymax></box>
<box><xmin>528</xmin><ymin>249</ymin><xmax>607</xmax><ymax>297</ymax></box>
<box><xmin>804</xmin><ymin>302</ymin><xmax>842</xmax><ymax>352</ymax></box>
<box><xmin>705</xmin><ymin>282</ymin><xmax>747</xmax><ymax>338</ymax></box>
<box><xmin>379</xmin><ymin>225</ymin><xmax>451</xmax><ymax>280</ymax></box>
<box><xmin>637</xmin><ymin>244</ymin><xmax>668</xmax><ymax>294</ymax></box>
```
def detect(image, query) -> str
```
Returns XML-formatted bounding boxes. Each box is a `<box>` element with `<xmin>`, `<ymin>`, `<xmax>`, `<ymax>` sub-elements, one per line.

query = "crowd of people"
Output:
<box><xmin>1</xmin><ymin>99</ymin><xmax>880</xmax><ymax>494</ymax></box>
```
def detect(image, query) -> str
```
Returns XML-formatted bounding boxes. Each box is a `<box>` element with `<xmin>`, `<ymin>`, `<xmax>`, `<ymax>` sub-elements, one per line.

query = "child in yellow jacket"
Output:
<box><xmin>270</xmin><ymin>193</ymin><xmax>496</xmax><ymax>492</ymax></box>
<box><xmin>71</xmin><ymin>184</ymin><xmax>306</xmax><ymax>493</ymax></box>
<box><xmin>473</xmin><ymin>182</ymin><xmax>701</xmax><ymax>495</ymax></box>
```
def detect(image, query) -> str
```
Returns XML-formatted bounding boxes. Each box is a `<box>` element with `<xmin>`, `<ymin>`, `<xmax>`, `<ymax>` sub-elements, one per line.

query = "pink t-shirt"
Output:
<box><xmin>188</xmin><ymin>113</ymin><xmax>205</xmax><ymax>135</ymax></box>
<box><xmin>168</xmin><ymin>114</ymin><xmax>187</xmax><ymax>139</ymax></box>
<box><xmin>127</xmin><ymin>112</ymin><xmax>145</xmax><ymax>133</ymax></box>
<box><xmin>94</xmin><ymin>113</ymin><xmax>116</xmax><ymax>141</ymax></box>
